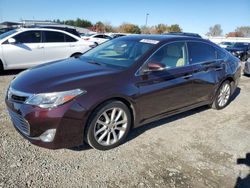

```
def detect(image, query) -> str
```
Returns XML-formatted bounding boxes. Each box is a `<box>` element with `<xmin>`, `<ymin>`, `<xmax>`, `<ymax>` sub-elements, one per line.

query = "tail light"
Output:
<box><xmin>84</xmin><ymin>38</ymin><xmax>90</xmax><ymax>41</ymax></box>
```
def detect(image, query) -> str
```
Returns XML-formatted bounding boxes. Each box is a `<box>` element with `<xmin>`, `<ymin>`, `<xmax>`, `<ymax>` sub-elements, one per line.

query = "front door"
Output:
<box><xmin>137</xmin><ymin>41</ymin><xmax>195</xmax><ymax>122</ymax></box>
<box><xmin>2</xmin><ymin>30</ymin><xmax>44</xmax><ymax>69</ymax></box>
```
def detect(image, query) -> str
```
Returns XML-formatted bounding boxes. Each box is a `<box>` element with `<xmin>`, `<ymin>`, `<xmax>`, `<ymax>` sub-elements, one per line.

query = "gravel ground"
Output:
<box><xmin>0</xmin><ymin>70</ymin><xmax>250</xmax><ymax>188</ymax></box>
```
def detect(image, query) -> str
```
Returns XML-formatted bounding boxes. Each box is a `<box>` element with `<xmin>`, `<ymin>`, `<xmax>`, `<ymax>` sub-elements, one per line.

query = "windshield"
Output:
<box><xmin>233</xmin><ymin>43</ymin><xmax>249</xmax><ymax>48</ymax></box>
<box><xmin>0</xmin><ymin>29</ymin><xmax>18</xmax><ymax>40</ymax></box>
<box><xmin>81</xmin><ymin>38</ymin><xmax>155</xmax><ymax>69</ymax></box>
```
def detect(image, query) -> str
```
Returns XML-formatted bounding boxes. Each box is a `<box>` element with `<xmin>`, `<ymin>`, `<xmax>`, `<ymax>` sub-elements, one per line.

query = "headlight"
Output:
<box><xmin>25</xmin><ymin>89</ymin><xmax>86</xmax><ymax>109</ymax></box>
<box><xmin>236</xmin><ymin>50</ymin><xmax>244</xmax><ymax>54</ymax></box>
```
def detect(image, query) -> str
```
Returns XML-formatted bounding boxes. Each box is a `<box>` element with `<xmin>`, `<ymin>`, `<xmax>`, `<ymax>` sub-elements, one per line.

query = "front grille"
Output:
<box><xmin>7</xmin><ymin>87</ymin><xmax>31</xmax><ymax>104</ymax></box>
<box><xmin>8</xmin><ymin>109</ymin><xmax>30</xmax><ymax>136</ymax></box>
<box><xmin>11</xmin><ymin>95</ymin><xmax>28</xmax><ymax>103</ymax></box>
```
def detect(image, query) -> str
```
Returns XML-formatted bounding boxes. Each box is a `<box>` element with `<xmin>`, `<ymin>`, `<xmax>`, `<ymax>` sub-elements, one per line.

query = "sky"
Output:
<box><xmin>0</xmin><ymin>0</ymin><xmax>249</xmax><ymax>35</ymax></box>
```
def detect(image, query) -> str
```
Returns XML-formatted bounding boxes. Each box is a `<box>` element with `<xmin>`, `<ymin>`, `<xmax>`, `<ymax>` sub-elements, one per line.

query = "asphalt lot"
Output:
<box><xmin>0</xmin><ymin>70</ymin><xmax>250</xmax><ymax>188</ymax></box>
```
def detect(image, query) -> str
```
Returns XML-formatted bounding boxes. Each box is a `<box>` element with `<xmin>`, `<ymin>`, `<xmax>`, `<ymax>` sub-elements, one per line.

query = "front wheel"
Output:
<box><xmin>212</xmin><ymin>81</ymin><xmax>231</xmax><ymax>110</ymax></box>
<box><xmin>85</xmin><ymin>101</ymin><xmax>131</xmax><ymax>150</ymax></box>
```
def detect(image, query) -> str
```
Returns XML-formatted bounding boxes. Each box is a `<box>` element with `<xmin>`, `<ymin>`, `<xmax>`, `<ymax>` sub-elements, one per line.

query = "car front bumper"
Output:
<box><xmin>5</xmin><ymin>98</ymin><xmax>87</xmax><ymax>149</ymax></box>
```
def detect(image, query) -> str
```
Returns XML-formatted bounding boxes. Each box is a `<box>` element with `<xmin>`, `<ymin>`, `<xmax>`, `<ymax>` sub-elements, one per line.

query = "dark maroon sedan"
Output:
<box><xmin>5</xmin><ymin>34</ymin><xmax>241</xmax><ymax>150</ymax></box>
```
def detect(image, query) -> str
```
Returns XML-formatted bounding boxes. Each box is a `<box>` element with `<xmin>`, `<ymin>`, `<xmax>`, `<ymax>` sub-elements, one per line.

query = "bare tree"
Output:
<box><xmin>206</xmin><ymin>24</ymin><xmax>223</xmax><ymax>36</ymax></box>
<box><xmin>235</xmin><ymin>26</ymin><xmax>250</xmax><ymax>37</ymax></box>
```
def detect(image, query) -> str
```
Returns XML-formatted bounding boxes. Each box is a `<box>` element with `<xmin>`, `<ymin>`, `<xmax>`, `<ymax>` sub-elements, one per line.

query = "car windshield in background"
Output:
<box><xmin>233</xmin><ymin>43</ymin><xmax>249</xmax><ymax>47</ymax></box>
<box><xmin>81</xmin><ymin>39</ymin><xmax>155</xmax><ymax>68</ymax></box>
<box><xmin>0</xmin><ymin>29</ymin><xmax>17</xmax><ymax>40</ymax></box>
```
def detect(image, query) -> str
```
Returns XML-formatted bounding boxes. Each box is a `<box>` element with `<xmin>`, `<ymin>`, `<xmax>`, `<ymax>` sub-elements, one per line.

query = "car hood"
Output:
<box><xmin>11</xmin><ymin>58</ymin><xmax>121</xmax><ymax>93</ymax></box>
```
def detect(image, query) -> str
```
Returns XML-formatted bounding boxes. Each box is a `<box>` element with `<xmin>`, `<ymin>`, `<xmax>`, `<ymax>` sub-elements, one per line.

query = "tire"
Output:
<box><xmin>242</xmin><ymin>54</ymin><xmax>247</xmax><ymax>62</ymax></box>
<box><xmin>85</xmin><ymin>100</ymin><xmax>132</xmax><ymax>150</ymax></box>
<box><xmin>0</xmin><ymin>60</ymin><xmax>3</xmax><ymax>75</ymax></box>
<box><xmin>212</xmin><ymin>80</ymin><xmax>232</xmax><ymax>110</ymax></box>
<box><xmin>71</xmin><ymin>53</ymin><xmax>82</xmax><ymax>58</ymax></box>
<box><xmin>94</xmin><ymin>42</ymin><xmax>98</xmax><ymax>46</ymax></box>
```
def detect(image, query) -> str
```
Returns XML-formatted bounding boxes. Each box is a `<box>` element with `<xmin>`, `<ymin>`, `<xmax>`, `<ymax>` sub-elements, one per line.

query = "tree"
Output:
<box><xmin>64</xmin><ymin>18</ymin><xmax>92</xmax><ymax>28</ymax></box>
<box><xmin>118</xmin><ymin>23</ymin><xmax>141</xmax><ymax>34</ymax></box>
<box><xmin>166</xmin><ymin>24</ymin><xmax>182</xmax><ymax>33</ymax></box>
<box><xmin>94</xmin><ymin>21</ymin><xmax>105</xmax><ymax>32</ymax></box>
<box><xmin>206</xmin><ymin>24</ymin><xmax>223</xmax><ymax>36</ymax></box>
<box><xmin>154</xmin><ymin>24</ymin><xmax>168</xmax><ymax>34</ymax></box>
<box><xmin>235</xmin><ymin>26</ymin><xmax>250</xmax><ymax>37</ymax></box>
<box><xmin>226</xmin><ymin>32</ymin><xmax>244</xmax><ymax>37</ymax></box>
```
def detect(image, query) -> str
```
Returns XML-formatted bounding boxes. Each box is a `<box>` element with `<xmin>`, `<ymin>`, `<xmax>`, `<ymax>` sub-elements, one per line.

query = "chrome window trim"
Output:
<box><xmin>135</xmin><ymin>41</ymin><xmax>189</xmax><ymax>76</ymax></box>
<box><xmin>135</xmin><ymin>39</ymin><xmax>228</xmax><ymax>76</ymax></box>
<box><xmin>186</xmin><ymin>40</ymin><xmax>228</xmax><ymax>65</ymax></box>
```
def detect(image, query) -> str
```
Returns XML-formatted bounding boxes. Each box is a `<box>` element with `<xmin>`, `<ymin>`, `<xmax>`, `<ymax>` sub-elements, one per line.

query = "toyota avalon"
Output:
<box><xmin>5</xmin><ymin>34</ymin><xmax>241</xmax><ymax>150</ymax></box>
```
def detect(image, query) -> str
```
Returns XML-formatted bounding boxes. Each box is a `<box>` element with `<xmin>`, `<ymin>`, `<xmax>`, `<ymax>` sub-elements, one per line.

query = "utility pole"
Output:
<box><xmin>145</xmin><ymin>13</ymin><xmax>149</xmax><ymax>27</ymax></box>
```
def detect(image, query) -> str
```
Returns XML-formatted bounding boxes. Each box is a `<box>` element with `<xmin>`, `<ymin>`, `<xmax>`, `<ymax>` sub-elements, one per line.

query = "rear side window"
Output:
<box><xmin>187</xmin><ymin>42</ymin><xmax>216</xmax><ymax>64</ymax></box>
<box><xmin>94</xmin><ymin>35</ymin><xmax>103</xmax><ymax>38</ymax></box>
<box><xmin>44</xmin><ymin>31</ymin><xmax>65</xmax><ymax>43</ymax></box>
<box><xmin>65</xmin><ymin>34</ymin><xmax>77</xmax><ymax>42</ymax></box>
<box><xmin>14</xmin><ymin>31</ymin><xmax>41</xmax><ymax>43</ymax></box>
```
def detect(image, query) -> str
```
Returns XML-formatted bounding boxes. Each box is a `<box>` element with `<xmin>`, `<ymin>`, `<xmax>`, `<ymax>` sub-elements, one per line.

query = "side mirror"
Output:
<box><xmin>144</xmin><ymin>62</ymin><xmax>166</xmax><ymax>73</ymax></box>
<box><xmin>8</xmin><ymin>38</ymin><xmax>16</xmax><ymax>44</ymax></box>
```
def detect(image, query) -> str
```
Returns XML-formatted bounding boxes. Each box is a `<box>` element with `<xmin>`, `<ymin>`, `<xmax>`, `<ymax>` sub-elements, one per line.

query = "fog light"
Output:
<box><xmin>39</xmin><ymin>129</ymin><xmax>56</xmax><ymax>142</ymax></box>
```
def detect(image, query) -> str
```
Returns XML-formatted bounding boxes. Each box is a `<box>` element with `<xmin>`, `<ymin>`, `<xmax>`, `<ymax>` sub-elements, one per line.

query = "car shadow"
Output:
<box><xmin>0</xmin><ymin>69</ymin><xmax>24</xmax><ymax>76</ymax></box>
<box><xmin>127</xmin><ymin>87</ymin><xmax>241</xmax><ymax>143</ymax></box>
<box><xmin>235</xmin><ymin>153</ymin><xmax>250</xmax><ymax>188</ymax></box>
<box><xmin>230</xmin><ymin>87</ymin><xmax>241</xmax><ymax>104</ymax></box>
<box><xmin>69</xmin><ymin>144</ymin><xmax>92</xmax><ymax>151</ymax></box>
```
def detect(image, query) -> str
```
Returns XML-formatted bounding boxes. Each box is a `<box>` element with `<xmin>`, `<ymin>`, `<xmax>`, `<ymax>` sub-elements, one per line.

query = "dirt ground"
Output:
<box><xmin>0</xmin><ymin>70</ymin><xmax>250</xmax><ymax>188</ymax></box>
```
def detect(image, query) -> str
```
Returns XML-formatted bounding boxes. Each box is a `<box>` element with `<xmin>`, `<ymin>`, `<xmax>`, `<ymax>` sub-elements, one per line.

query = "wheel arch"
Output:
<box><xmin>85</xmin><ymin>97</ymin><xmax>136</xmax><ymax>131</ymax></box>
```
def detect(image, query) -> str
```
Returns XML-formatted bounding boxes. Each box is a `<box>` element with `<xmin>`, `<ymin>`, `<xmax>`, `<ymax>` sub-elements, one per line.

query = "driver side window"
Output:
<box><xmin>14</xmin><ymin>31</ymin><xmax>41</xmax><ymax>44</ymax></box>
<box><xmin>148</xmin><ymin>42</ymin><xmax>187</xmax><ymax>69</ymax></box>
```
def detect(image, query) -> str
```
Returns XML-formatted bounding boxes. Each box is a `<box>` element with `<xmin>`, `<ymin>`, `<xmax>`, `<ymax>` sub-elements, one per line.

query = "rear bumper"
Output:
<box><xmin>5</xmin><ymin>98</ymin><xmax>88</xmax><ymax>149</ymax></box>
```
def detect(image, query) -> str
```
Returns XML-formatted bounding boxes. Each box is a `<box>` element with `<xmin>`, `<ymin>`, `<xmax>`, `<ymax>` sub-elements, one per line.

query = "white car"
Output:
<box><xmin>218</xmin><ymin>41</ymin><xmax>234</xmax><ymax>48</ymax></box>
<box><xmin>0</xmin><ymin>28</ymin><xmax>95</xmax><ymax>71</ymax></box>
<box><xmin>81</xmin><ymin>33</ymin><xmax>112</xmax><ymax>45</ymax></box>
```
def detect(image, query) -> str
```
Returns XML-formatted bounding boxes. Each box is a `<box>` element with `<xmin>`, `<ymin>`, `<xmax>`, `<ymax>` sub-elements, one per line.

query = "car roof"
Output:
<box><xmin>14</xmin><ymin>27</ymin><xmax>81</xmax><ymax>39</ymax></box>
<box><xmin>121</xmin><ymin>34</ymin><xmax>206</xmax><ymax>43</ymax></box>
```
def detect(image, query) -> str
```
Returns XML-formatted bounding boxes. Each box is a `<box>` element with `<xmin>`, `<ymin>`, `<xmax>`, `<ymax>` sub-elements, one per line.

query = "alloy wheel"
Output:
<box><xmin>94</xmin><ymin>107</ymin><xmax>128</xmax><ymax>146</ymax></box>
<box><xmin>217</xmin><ymin>83</ymin><xmax>231</xmax><ymax>107</ymax></box>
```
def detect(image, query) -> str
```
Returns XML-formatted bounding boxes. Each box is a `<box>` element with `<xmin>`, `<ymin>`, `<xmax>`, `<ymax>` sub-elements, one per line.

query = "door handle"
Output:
<box><xmin>182</xmin><ymin>74</ymin><xmax>193</xmax><ymax>79</ymax></box>
<box><xmin>69</xmin><ymin>44</ymin><xmax>75</xmax><ymax>47</ymax></box>
<box><xmin>37</xmin><ymin>46</ymin><xmax>44</xmax><ymax>49</ymax></box>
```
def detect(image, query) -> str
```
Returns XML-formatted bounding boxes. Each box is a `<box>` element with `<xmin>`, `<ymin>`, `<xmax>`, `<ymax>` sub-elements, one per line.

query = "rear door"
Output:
<box><xmin>43</xmin><ymin>31</ymin><xmax>73</xmax><ymax>63</ymax></box>
<box><xmin>2</xmin><ymin>30</ymin><xmax>44</xmax><ymax>69</ymax></box>
<box><xmin>187</xmin><ymin>41</ymin><xmax>226</xmax><ymax>103</ymax></box>
<box><xmin>138</xmin><ymin>41</ymin><xmax>195</xmax><ymax>121</ymax></box>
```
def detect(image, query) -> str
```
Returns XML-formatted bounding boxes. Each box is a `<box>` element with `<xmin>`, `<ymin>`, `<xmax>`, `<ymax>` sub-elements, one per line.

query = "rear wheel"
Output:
<box><xmin>212</xmin><ymin>80</ymin><xmax>231</xmax><ymax>110</ymax></box>
<box><xmin>85</xmin><ymin>101</ymin><xmax>131</xmax><ymax>150</ymax></box>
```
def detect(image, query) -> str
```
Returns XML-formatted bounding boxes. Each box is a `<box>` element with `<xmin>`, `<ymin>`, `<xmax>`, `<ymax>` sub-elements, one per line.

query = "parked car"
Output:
<box><xmin>225</xmin><ymin>42</ymin><xmax>250</xmax><ymax>61</ymax></box>
<box><xmin>5</xmin><ymin>34</ymin><xmax>241</xmax><ymax>150</ymax></box>
<box><xmin>0</xmin><ymin>28</ymin><xmax>95</xmax><ymax>71</ymax></box>
<box><xmin>218</xmin><ymin>41</ymin><xmax>234</xmax><ymax>48</ymax></box>
<box><xmin>163</xmin><ymin>32</ymin><xmax>202</xmax><ymax>38</ymax></box>
<box><xmin>107</xmin><ymin>33</ymin><xmax>127</xmax><ymax>39</ymax></box>
<box><xmin>243</xmin><ymin>58</ymin><xmax>250</xmax><ymax>75</ymax></box>
<box><xmin>0</xmin><ymin>27</ymin><xmax>16</xmax><ymax>35</ymax></box>
<box><xmin>81</xmin><ymin>33</ymin><xmax>112</xmax><ymax>45</ymax></box>
<box><xmin>36</xmin><ymin>26</ymin><xmax>81</xmax><ymax>37</ymax></box>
